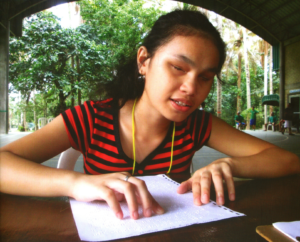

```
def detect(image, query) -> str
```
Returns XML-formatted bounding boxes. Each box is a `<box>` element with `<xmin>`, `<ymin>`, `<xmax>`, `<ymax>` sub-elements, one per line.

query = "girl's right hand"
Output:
<box><xmin>70</xmin><ymin>172</ymin><xmax>164</xmax><ymax>220</ymax></box>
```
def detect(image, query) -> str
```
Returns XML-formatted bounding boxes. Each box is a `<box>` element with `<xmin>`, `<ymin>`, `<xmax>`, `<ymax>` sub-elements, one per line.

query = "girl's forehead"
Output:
<box><xmin>151</xmin><ymin>35</ymin><xmax>220</xmax><ymax>70</ymax></box>
<box><xmin>154</xmin><ymin>35</ymin><xmax>219</xmax><ymax>59</ymax></box>
<box><xmin>157</xmin><ymin>34</ymin><xmax>216</xmax><ymax>53</ymax></box>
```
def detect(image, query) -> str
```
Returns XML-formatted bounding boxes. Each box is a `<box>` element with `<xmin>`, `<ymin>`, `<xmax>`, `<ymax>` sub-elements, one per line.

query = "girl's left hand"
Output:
<box><xmin>177</xmin><ymin>158</ymin><xmax>235</xmax><ymax>205</ymax></box>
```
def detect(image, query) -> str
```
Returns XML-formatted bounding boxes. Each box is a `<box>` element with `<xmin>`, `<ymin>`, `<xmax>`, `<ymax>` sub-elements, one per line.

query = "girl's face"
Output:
<box><xmin>138</xmin><ymin>35</ymin><xmax>220</xmax><ymax>122</ymax></box>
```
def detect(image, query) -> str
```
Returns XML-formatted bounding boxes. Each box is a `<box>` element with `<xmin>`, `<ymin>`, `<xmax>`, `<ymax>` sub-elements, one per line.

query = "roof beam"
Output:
<box><xmin>277</xmin><ymin>20</ymin><xmax>300</xmax><ymax>30</ymax></box>
<box><xmin>255</xmin><ymin>0</ymin><xmax>292</xmax><ymax>23</ymax></box>
<box><xmin>219</xmin><ymin>6</ymin><xmax>229</xmax><ymax>14</ymax></box>
<box><xmin>253</xmin><ymin>0</ymin><xmax>269</xmax><ymax>10</ymax></box>
<box><xmin>9</xmin><ymin>0</ymin><xmax>80</xmax><ymax>21</ymax></box>
<box><xmin>214</xmin><ymin>0</ymin><xmax>280</xmax><ymax>42</ymax></box>
<box><xmin>236</xmin><ymin>0</ymin><xmax>248</xmax><ymax>9</ymax></box>
<box><xmin>265</xmin><ymin>7</ymin><xmax>300</xmax><ymax>28</ymax></box>
<box><xmin>9</xmin><ymin>0</ymin><xmax>47</xmax><ymax>20</ymax></box>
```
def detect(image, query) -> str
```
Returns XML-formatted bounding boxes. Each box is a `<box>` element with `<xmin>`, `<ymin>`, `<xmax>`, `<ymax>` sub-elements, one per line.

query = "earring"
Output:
<box><xmin>138</xmin><ymin>74</ymin><xmax>145</xmax><ymax>81</ymax></box>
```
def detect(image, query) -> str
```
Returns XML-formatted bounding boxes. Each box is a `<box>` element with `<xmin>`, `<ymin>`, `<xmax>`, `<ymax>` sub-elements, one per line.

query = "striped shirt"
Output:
<box><xmin>61</xmin><ymin>99</ymin><xmax>212</xmax><ymax>175</ymax></box>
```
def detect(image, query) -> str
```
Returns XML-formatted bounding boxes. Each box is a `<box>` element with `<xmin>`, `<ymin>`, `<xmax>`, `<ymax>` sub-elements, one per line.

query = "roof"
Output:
<box><xmin>0</xmin><ymin>0</ymin><xmax>79</xmax><ymax>37</ymax></box>
<box><xmin>180</xmin><ymin>0</ymin><xmax>300</xmax><ymax>45</ymax></box>
<box><xmin>262</xmin><ymin>94</ymin><xmax>280</xmax><ymax>106</ymax></box>
<box><xmin>1</xmin><ymin>0</ymin><xmax>300</xmax><ymax>45</ymax></box>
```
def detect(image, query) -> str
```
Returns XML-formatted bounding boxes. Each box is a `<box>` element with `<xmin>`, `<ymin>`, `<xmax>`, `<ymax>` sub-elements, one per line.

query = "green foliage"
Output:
<box><xmin>9</xmin><ymin>12</ymin><xmax>80</xmax><ymax>115</ymax></box>
<box><xmin>206</xmin><ymin>63</ymin><xmax>279</xmax><ymax>127</ymax></box>
<box><xmin>9</xmin><ymin>2</ymin><xmax>162</xmax><ymax>119</ymax></box>
<box><xmin>78</xmin><ymin>0</ymin><xmax>163</xmax><ymax>97</ymax></box>
<box><xmin>18</xmin><ymin>126</ymin><xmax>25</xmax><ymax>132</ymax></box>
<box><xmin>241</xmin><ymin>107</ymin><xmax>264</xmax><ymax>128</ymax></box>
<box><xmin>9</xmin><ymin>2</ymin><xmax>279</xmax><ymax>130</ymax></box>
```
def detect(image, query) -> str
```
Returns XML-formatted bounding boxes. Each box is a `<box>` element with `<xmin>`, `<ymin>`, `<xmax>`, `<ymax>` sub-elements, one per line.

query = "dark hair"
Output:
<box><xmin>106</xmin><ymin>9</ymin><xmax>226</xmax><ymax>109</ymax></box>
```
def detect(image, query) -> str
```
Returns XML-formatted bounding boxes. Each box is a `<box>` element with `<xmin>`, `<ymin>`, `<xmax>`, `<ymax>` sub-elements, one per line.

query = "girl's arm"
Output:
<box><xmin>178</xmin><ymin>115</ymin><xmax>300</xmax><ymax>205</ymax></box>
<box><xmin>0</xmin><ymin>116</ymin><xmax>73</xmax><ymax>196</ymax></box>
<box><xmin>0</xmin><ymin>116</ymin><xmax>163</xmax><ymax>219</ymax></box>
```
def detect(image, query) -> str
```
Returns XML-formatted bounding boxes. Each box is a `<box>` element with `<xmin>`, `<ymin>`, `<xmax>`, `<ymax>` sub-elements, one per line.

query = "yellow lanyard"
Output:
<box><xmin>131</xmin><ymin>99</ymin><xmax>175</xmax><ymax>175</ymax></box>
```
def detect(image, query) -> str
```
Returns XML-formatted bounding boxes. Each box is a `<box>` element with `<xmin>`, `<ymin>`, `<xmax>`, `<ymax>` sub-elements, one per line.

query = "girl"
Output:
<box><xmin>1</xmin><ymin>10</ymin><xmax>299</xmax><ymax>221</ymax></box>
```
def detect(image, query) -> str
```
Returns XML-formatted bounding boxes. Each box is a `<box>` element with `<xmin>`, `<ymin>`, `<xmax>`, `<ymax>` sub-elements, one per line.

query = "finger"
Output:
<box><xmin>121</xmin><ymin>181</ymin><xmax>139</xmax><ymax>220</ymax></box>
<box><xmin>119</xmin><ymin>171</ymin><xmax>131</xmax><ymax>178</ymax></box>
<box><xmin>222</xmin><ymin>166</ymin><xmax>235</xmax><ymax>201</ymax></box>
<box><xmin>151</xmin><ymin>197</ymin><xmax>165</xmax><ymax>215</ymax></box>
<box><xmin>105</xmin><ymin>176</ymin><xmax>139</xmax><ymax>220</ymax></box>
<box><xmin>192</xmin><ymin>179</ymin><xmax>202</xmax><ymax>206</ymax></box>
<box><xmin>100</xmin><ymin>186</ymin><xmax>123</xmax><ymax>219</ymax></box>
<box><xmin>134</xmin><ymin>185</ymin><xmax>164</xmax><ymax>216</ymax></box>
<box><xmin>200</xmin><ymin>171</ymin><xmax>212</xmax><ymax>204</ymax></box>
<box><xmin>211</xmin><ymin>171</ymin><xmax>225</xmax><ymax>205</ymax></box>
<box><xmin>114</xmin><ymin>191</ymin><xmax>125</xmax><ymax>202</ymax></box>
<box><xmin>127</xmin><ymin>177</ymin><xmax>164</xmax><ymax>217</ymax></box>
<box><xmin>177</xmin><ymin>179</ymin><xmax>192</xmax><ymax>194</ymax></box>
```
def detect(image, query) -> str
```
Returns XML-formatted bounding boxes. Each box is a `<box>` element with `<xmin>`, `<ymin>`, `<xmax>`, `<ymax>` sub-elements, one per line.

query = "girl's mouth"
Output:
<box><xmin>171</xmin><ymin>99</ymin><xmax>192</xmax><ymax>107</ymax></box>
<box><xmin>174</xmin><ymin>100</ymin><xmax>189</xmax><ymax>106</ymax></box>
<box><xmin>170</xmin><ymin>99</ymin><xmax>192</xmax><ymax>112</ymax></box>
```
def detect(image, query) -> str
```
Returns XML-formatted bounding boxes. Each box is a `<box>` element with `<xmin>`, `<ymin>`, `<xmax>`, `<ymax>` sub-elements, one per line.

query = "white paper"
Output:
<box><xmin>70</xmin><ymin>175</ymin><xmax>245</xmax><ymax>241</ymax></box>
<box><xmin>273</xmin><ymin>221</ymin><xmax>300</xmax><ymax>242</ymax></box>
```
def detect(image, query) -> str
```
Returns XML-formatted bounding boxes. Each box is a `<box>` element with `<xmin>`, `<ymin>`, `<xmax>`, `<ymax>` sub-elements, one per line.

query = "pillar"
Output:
<box><xmin>0</xmin><ymin>2</ymin><xmax>9</xmax><ymax>134</ymax></box>
<box><xmin>279</xmin><ymin>42</ymin><xmax>285</xmax><ymax>119</ymax></box>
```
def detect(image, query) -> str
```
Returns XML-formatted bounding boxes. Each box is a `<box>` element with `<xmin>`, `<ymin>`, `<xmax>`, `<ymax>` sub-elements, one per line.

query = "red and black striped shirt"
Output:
<box><xmin>61</xmin><ymin>99</ymin><xmax>212</xmax><ymax>175</ymax></box>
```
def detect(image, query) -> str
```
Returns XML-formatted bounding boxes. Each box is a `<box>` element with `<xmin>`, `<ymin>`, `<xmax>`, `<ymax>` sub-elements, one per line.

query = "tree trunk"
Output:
<box><xmin>44</xmin><ymin>95</ymin><xmax>47</xmax><ymax>120</ymax></box>
<box><xmin>217</xmin><ymin>80</ymin><xmax>222</xmax><ymax>118</ymax></box>
<box><xmin>76</xmin><ymin>56</ymin><xmax>82</xmax><ymax>105</ymax></box>
<box><xmin>71</xmin><ymin>56</ymin><xmax>75</xmax><ymax>108</ymax></box>
<box><xmin>259</xmin><ymin>40</ymin><xmax>264</xmax><ymax>68</ymax></box>
<box><xmin>78</xmin><ymin>90</ymin><xmax>81</xmax><ymax>106</ymax></box>
<box><xmin>8</xmin><ymin>97</ymin><xmax>10</xmax><ymax>132</ymax></box>
<box><xmin>264</xmin><ymin>41</ymin><xmax>269</xmax><ymax>124</ymax></box>
<box><xmin>242</xmin><ymin>27</ymin><xmax>251</xmax><ymax>129</ymax></box>
<box><xmin>242</xmin><ymin>27</ymin><xmax>251</xmax><ymax>110</ymax></box>
<box><xmin>269</xmin><ymin>45</ymin><xmax>273</xmax><ymax>113</ymax></box>
<box><xmin>33</xmin><ymin>90</ymin><xmax>37</xmax><ymax>131</ymax></box>
<box><xmin>58</xmin><ymin>91</ymin><xmax>67</xmax><ymax>115</ymax></box>
<box><xmin>23</xmin><ymin>111</ymin><xmax>27</xmax><ymax>131</ymax></box>
<box><xmin>237</xmin><ymin>52</ymin><xmax>242</xmax><ymax>111</ymax></box>
<box><xmin>216</xmin><ymin>15</ymin><xmax>222</xmax><ymax>118</ymax></box>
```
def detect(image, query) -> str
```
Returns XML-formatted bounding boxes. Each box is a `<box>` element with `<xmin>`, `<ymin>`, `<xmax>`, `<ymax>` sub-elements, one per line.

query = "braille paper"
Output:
<box><xmin>70</xmin><ymin>175</ymin><xmax>245</xmax><ymax>241</ymax></box>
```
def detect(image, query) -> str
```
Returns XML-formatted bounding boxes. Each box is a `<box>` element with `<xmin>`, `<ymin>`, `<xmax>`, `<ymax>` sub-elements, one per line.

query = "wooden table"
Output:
<box><xmin>1</xmin><ymin>174</ymin><xmax>299</xmax><ymax>242</ymax></box>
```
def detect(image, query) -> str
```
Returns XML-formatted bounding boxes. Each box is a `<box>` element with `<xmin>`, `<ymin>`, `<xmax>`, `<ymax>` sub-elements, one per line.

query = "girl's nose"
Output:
<box><xmin>179</xmin><ymin>76</ymin><xmax>197</xmax><ymax>96</ymax></box>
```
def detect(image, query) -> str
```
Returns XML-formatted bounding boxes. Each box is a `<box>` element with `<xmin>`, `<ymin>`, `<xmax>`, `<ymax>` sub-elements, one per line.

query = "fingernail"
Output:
<box><xmin>218</xmin><ymin>196</ymin><xmax>224</xmax><ymax>205</ymax></box>
<box><xmin>229</xmin><ymin>193</ymin><xmax>235</xmax><ymax>201</ymax></box>
<box><xmin>155</xmin><ymin>206</ymin><xmax>165</xmax><ymax>214</ymax></box>
<box><xmin>145</xmin><ymin>208</ymin><xmax>152</xmax><ymax>217</ymax></box>
<box><xmin>116</xmin><ymin>212</ymin><xmax>123</xmax><ymax>219</ymax></box>
<box><xmin>194</xmin><ymin>197</ymin><xmax>201</xmax><ymax>206</ymax></box>
<box><xmin>132</xmin><ymin>211</ymin><xmax>139</xmax><ymax>220</ymax></box>
<box><xmin>201</xmin><ymin>194</ymin><xmax>208</xmax><ymax>203</ymax></box>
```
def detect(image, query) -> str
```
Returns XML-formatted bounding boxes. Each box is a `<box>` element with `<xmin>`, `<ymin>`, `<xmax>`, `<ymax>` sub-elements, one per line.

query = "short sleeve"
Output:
<box><xmin>189</xmin><ymin>110</ymin><xmax>212</xmax><ymax>151</ymax></box>
<box><xmin>61</xmin><ymin>101</ymin><xmax>94</xmax><ymax>155</ymax></box>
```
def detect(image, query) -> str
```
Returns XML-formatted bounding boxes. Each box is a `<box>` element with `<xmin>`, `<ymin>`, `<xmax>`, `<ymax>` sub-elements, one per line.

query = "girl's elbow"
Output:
<box><xmin>286</xmin><ymin>152</ymin><xmax>300</xmax><ymax>175</ymax></box>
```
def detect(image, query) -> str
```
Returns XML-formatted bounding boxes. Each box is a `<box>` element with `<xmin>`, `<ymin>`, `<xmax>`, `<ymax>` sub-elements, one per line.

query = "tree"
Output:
<box><xmin>216</xmin><ymin>14</ymin><xmax>223</xmax><ymax>118</ymax></box>
<box><xmin>9</xmin><ymin>12</ymin><xmax>82</xmax><ymax>115</ymax></box>
<box><xmin>9</xmin><ymin>2</ymin><xmax>162</xmax><ymax>121</ymax></box>
<box><xmin>263</xmin><ymin>41</ymin><xmax>269</xmax><ymax>123</ymax></box>
<box><xmin>78</xmin><ymin>0</ymin><xmax>163</xmax><ymax>95</ymax></box>
<box><xmin>242</xmin><ymin>27</ymin><xmax>251</xmax><ymax>110</ymax></box>
<box><xmin>269</xmin><ymin>45</ymin><xmax>273</xmax><ymax>114</ymax></box>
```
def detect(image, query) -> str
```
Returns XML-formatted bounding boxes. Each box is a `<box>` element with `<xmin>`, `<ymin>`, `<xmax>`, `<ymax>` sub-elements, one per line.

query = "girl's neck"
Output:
<box><xmin>119</xmin><ymin>97</ymin><xmax>172</xmax><ymax>163</ymax></box>
<box><xmin>120</xmin><ymin>97</ymin><xmax>171</xmax><ymax>140</ymax></box>
<box><xmin>131</xmin><ymin>97</ymin><xmax>170</xmax><ymax>136</ymax></box>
